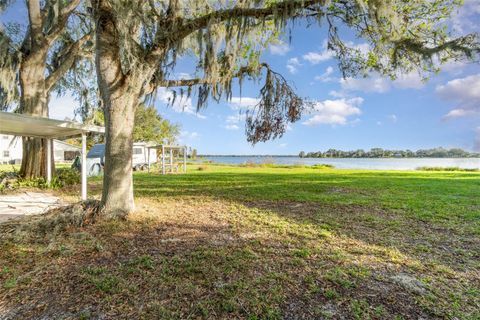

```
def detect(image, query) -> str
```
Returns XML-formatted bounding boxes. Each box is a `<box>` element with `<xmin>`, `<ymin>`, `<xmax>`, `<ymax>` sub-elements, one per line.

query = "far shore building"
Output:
<box><xmin>0</xmin><ymin>134</ymin><xmax>80</xmax><ymax>164</ymax></box>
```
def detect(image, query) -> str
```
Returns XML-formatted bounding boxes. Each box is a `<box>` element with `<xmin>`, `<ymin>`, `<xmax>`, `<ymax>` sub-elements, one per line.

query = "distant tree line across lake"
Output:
<box><xmin>299</xmin><ymin>148</ymin><xmax>480</xmax><ymax>158</ymax></box>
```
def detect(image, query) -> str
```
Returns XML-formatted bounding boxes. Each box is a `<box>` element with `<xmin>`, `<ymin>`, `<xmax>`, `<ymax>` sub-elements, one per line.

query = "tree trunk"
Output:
<box><xmin>94</xmin><ymin>0</ymin><xmax>143</xmax><ymax>217</ymax></box>
<box><xmin>18</xmin><ymin>51</ymin><xmax>54</xmax><ymax>179</ymax></box>
<box><xmin>100</xmin><ymin>92</ymin><xmax>137</xmax><ymax>217</ymax></box>
<box><xmin>19</xmin><ymin>138</ymin><xmax>53</xmax><ymax>178</ymax></box>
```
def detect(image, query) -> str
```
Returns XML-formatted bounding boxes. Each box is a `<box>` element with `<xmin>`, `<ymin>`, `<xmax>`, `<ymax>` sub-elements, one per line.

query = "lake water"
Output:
<box><xmin>201</xmin><ymin>156</ymin><xmax>480</xmax><ymax>171</ymax></box>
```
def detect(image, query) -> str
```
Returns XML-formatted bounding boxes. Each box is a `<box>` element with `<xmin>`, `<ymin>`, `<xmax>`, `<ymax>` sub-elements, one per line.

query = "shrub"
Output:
<box><xmin>311</xmin><ymin>164</ymin><xmax>335</xmax><ymax>169</ymax></box>
<box><xmin>416</xmin><ymin>166</ymin><xmax>478</xmax><ymax>172</ymax></box>
<box><xmin>0</xmin><ymin>168</ymin><xmax>80</xmax><ymax>192</ymax></box>
<box><xmin>50</xmin><ymin>168</ymin><xmax>81</xmax><ymax>188</ymax></box>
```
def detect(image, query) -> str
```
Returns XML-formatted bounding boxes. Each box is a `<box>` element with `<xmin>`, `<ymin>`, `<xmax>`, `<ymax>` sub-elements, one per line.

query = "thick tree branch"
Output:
<box><xmin>45</xmin><ymin>33</ymin><xmax>91</xmax><ymax>91</ymax></box>
<box><xmin>27</xmin><ymin>0</ymin><xmax>43</xmax><ymax>47</ymax></box>
<box><xmin>175</xmin><ymin>0</ymin><xmax>324</xmax><ymax>40</ymax></box>
<box><xmin>146</xmin><ymin>0</ymin><xmax>325</xmax><ymax>65</ymax></box>
<box><xmin>59</xmin><ymin>0</ymin><xmax>82</xmax><ymax>19</ymax></box>
<box><xmin>45</xmin><ymin>0</ymin><xmax>82</xmax><ymax>46</ymax></box>
<box><xmin>393</xmin><ymin>35</ymin><xmax>480</xmax><ymax>59</ymax></box>
<box><xmin>149</xmin><ymin>64</ymin><xmax>264</xmax><ymax>93</ymax></box>
<box><xmin>158</xmin><ymin>78</ymin><xmax>208</xmax><ymax>87</ymax></box>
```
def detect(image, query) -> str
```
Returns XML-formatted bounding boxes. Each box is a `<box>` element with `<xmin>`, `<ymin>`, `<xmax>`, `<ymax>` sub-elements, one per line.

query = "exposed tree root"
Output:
<box><xmin>0</xmin><ymin>200</ymin><xmax>102</xmax><ymax>241</ymax></box>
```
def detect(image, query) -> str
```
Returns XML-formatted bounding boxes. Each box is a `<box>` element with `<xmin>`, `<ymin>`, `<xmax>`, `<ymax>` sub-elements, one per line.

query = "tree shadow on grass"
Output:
<box><xmin>1</xmin><ymin>169</ymin><xmax>479</xmax><ymax>319</ymax></box>
<box><xmin>1</xmin><ymin>194</ymin><xmax>479</xmax><ymax>319</ymax></box>
<box><xmin>133</xmin><ymin>170</ymin><xmax>480</xmax><ymax>233</ymax></box>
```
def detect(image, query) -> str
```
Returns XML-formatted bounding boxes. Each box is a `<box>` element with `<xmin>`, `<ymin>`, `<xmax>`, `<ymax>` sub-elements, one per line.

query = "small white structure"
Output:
<box><xmin>133</xmin><ymin>142</ymin><xmax>158</xmax><ymax>170</ymax></box>
<box><xmin>0</xmin><ymin>111</ymin><xmax>104</xmax><ymax>200</ymax></box>
<box><xmin>0</xmin><ymin>134</ymin><xmax>81</xmax><ymax>164</ymax></box>
<box><xmin>147</xmin><ymin>144</ymin><xmax>187</xmax><ymax>174</ymax></box>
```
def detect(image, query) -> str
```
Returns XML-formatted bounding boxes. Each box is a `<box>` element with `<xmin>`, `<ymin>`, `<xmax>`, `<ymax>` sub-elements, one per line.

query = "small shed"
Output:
<box><xmin>0</xmin><ymin>111</ymin><xmax>104</xmax><ymax>200</ymax></box>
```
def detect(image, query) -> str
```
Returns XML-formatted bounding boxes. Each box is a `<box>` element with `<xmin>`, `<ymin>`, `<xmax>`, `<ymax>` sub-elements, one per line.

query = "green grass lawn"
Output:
<box><xmin>1</xmin><ymin>164</ymin><xmax>479</xmax><ymax>319</ymax></box>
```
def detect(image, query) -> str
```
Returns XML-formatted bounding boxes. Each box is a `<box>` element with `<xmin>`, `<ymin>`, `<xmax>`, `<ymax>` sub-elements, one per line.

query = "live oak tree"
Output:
<box><xmin>133</xmin><ymin>104</ymin><xmax>180</xmax><ymax>145</ymax></box>
<box><xmin>0</xmin><ymin>0</ymin><xmax>92</xmax><ymax>178</ymax></box>
<box><xmin>91</xmin><ymin>0</ymin><xmax>479</xmax><ymax>217</ymax></box>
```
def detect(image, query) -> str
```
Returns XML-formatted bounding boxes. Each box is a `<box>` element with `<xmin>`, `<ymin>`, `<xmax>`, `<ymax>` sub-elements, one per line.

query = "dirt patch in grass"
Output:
<box><xmin>0</xmin><ymin>197</ymin><xmax>479</xmax><ymax>319</ymax></box>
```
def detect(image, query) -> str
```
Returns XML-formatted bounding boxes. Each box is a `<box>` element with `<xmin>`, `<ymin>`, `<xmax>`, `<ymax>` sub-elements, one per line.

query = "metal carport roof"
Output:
<box><xmin>0</xmin><ymin>111</ymin><xmax>105</xmax><ymax>200</ymax></box>
<box><xmin>0</xmin><ymin>111</ymin><xmax>104</xmax><ymax>138</ymax></box>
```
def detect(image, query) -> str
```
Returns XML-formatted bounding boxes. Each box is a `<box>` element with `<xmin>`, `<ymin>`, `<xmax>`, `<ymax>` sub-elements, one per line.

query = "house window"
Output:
<box><xmin>133</xmin><ymin>148</ymin><xmax>143</xmax><ymax>155</ymax></box>
<box><xmin>3</xmin><ymin>135</ymin><xmax>9</xmax><ymax>139</ymax></box>
<box><xmin>3</xmin><ymin>151</ymin><xmax>9</xmax><ymax>157</ymax></box>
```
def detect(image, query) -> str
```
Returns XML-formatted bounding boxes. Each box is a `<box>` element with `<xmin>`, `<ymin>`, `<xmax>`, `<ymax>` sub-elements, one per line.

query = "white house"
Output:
<box><xmin>0</xmin><ymin>134</ymin><xmax>81</xmax><ymax>164</ymax></box>
<box><xmin>0</xmin><ymin>134</ymin><xmax>22</xmax><ymax>164</ymax></box>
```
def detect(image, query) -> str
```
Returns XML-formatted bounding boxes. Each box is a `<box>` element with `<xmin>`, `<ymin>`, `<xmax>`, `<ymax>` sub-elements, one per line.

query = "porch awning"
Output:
<box><xmin>0</xmin><ymin>111</ymin><xmax>105</xmax><ymax>200</ymax></box>
<box><xmin>0</xmin><ymin>111</ymin><xmax>104</xmax><ymax>139</ymax></box>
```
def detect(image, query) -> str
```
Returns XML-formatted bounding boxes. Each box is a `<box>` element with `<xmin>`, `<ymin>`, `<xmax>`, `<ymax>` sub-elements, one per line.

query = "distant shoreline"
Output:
<box><xmin>200</xmin><ymin>148</ymin><xmax>480</xmax><ymax>159</ymax></box>
<box><xmin>200</xmin><ymin>155</ymin><xmax>480</xmax><ymax>159</ymax></box>
<box><xmin>194</xmin><ymin>156</ymin><xmax>480</xmax><ymax>170</ymax></box>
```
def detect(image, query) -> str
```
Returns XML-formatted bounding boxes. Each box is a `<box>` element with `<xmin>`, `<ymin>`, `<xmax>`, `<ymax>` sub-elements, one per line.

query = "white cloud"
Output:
<box><xmin>303</xmin><ymin>41</ymin><xmax>369</xmax><ymax>65</ymax></box>
<box><xmin>393</xmin><ymin>73</ymin><xmax>424</xmax><ymax>89</ymax></box>
<box><xmin>436</xmin><ymin>74</ymin><xmax>480</xmax><ymax>119</ymax></box>
<box><xmin>388</xmin><ymin>114</ymin><xmax>398</xmax><ymax>123</ymax></box>
<box><xmin>340</xmin><ymin>76</ymin><xmax>390</xmax><ymax>93</ymax></box>
<box><xmin>176</xmin><ymin>72</ymin><xmax>192</xmax><ymax>79</ymax></box>
<box><xmin>303</xmin><ymin>97</ymin><xmax>363</xmax><ymax>126</ymax></box>
<box><xmin>49</xmin><ymin>94</ymin><xmax>77</xmax><ymax>121</ymax></box>
<box><xmin>444</xmin><ymin>109</ymin><xmax>475</xmax><ymax>118</ymax></box>
<box><xmin>180</xmin><ymin>130</ymin><xmax>199</xmax><ymax>140</ymax></box>
<box><xmin>157</xmin><ymin>87</ymin><xmax>191</xmax><ymax>111</ymax></box>
<box><xmin>178</xmin><ymin>131</ymin><xmax>199</xmax><ymax>145</ymax></box>
<box><xmin>286</xmin><ymin>65</ymin><xmax>297</xmax><ymax>74</ymax></box>
<box><xmin>452</xmin><ymin>0</ymin><xmax>480</xmax><ymax>33</ymax></box>
<box><xmin>286</xmin><ymin>57</ymin><xmax>302</xmax><ymax>74</ymax></box>
<box><xmin>269</xmin><ymin>41</ymin><xmax>291</xmax><ymax>56</ymax></box>
<box><xmin>223</xmin><ymin>113</ymin><xmax>247</xmax><ymax>130</ymax></box>
<box><xmin>339</xmin><ymin>72</ymin><xmax>425</xmax><ymax>93</ymax></box>
<box><xmin>303</xmin><ymin>50</ymin><xmax>333</xmax><ymax>65</ymax></box>
<box><xmin>228</xmin><ymin>97</ymin><xmax>260</xmax><ymax>110</ymax></box>
<box><xmin>226</xmin><ymin>116</ymin><xmax>237</xmax><ymax>123</ymax></box>
<box><xmin>351</xmin><ymin>42</ymin><xmax>370</xmax><ymax>55</ymax></box>
<box><xmin>328</xmin><ymin>90</ymin><xmax>347</xmax><ymax>98</ymax></box>
<box><xmin>279</xmin><ymin>143</ymin><xmax>287</xmax><ymax>148</ymax></box>
<box><xmin>157</xmin><ymin>87</ymin><xmax>206</xmax><ymax>119</ymax></box>
<box><xmin>438</xmin><ymin>60</ymin><xmax>467</xmax><ymax>76</ymax></box>
<box><xmin>226</xmin><ymin>113</ymin><xmax>247</xmax><ymax>124</ymax></box>
<box><xmin>224</xmin><ymin>124</ymin><xmax>240</xmax><ymax>130</ymax></box>
<box><xmin>302</xmin><ymin>40</ymin><xmax>334</xmax><ymax>65</ymax></box>
<box><xmin>314</xmin><ymin>66</ymin><xmax>335</xmax><ymax>82</ymax></box>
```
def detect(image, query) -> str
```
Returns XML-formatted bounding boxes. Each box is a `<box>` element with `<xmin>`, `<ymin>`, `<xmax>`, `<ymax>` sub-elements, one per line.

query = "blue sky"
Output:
<box><xmin>2</xmin><ymin>1</ymin><xmax>480</xmax><ymax>154</ymax></box>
